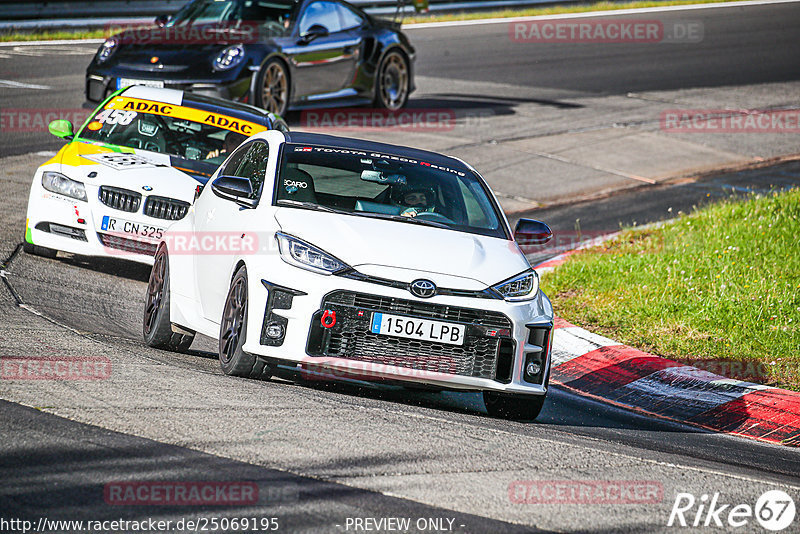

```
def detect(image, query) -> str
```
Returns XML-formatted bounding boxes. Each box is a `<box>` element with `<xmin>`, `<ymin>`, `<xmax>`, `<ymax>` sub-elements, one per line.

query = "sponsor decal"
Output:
<box><xmin>291</xmin><ymin>145</ymin><xmax>466</xmax><ymax>177</ymax></box>
<box><xmin>104</xmin><ymin>97</ymin><xmax>267</xmax><ymax>136</ymax></box>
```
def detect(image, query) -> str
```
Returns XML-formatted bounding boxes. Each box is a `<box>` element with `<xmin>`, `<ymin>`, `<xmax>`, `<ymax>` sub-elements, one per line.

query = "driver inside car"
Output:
<box><xmin>206</xmin><ymin>131</ymin><xmax>247</xmax><ymax>159</ymax></box>
<box><xmin>392</xmin><ymin>184</ymin><xmax>437</xmax><ymax>218</ymax></box>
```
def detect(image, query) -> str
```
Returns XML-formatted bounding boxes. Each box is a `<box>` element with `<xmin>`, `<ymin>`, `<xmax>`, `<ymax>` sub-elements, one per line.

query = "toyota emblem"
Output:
<box><xmin>409</xmin><ymin>279</ymin><xmax>436</xmax><ymax>298</ymax></box>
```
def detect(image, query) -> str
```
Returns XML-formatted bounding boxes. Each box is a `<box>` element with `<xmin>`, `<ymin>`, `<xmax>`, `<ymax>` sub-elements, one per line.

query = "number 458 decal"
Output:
<box><xmin>94</xmin><ymin>109</ymin><xmax>138</xmax><ymax>126</ymax></box>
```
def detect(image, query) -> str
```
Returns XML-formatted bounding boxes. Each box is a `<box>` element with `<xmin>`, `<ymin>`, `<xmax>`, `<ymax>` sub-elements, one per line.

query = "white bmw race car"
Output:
<box><xmin>24</xmin><ymin>85</ymin><xmax>287</xmax><ymax>264</ymax></box>
<box><xmin>144</xmin><ymin>130</ymin><xmax>555</xmax><ymax>419</ymax></box>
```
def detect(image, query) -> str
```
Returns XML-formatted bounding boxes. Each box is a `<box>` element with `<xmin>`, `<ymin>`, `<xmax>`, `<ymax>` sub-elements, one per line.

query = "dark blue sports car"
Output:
<box><xmin>86</xmin><ymin>0</ymin><xmax>416</xmax><ymax>116</ymax></box>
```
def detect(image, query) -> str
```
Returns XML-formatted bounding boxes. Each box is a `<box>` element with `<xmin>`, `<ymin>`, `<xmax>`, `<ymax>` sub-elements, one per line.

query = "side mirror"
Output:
<box><xmin>514</xmin><ymin>219</ymin><xmax>552</xmax><ymax>246</ymax></box>
<box><xmin>299</xmin><ymin>24</ymin><xmax>329</xmax><ymax>44</ymax></box>
<box><xmin>48</xmin><ymin>119</ymin><xmax>74</xmax><ymax>140</ymax></box>
<box><xmin>154</xmin><ymin>14</ymin><xmax>171</xmax><ymax>27</ymax></box>
<box><xmin>211</xmin><ymin>175</ymin><xmax>257</xmax><ymax>208</ymax></box>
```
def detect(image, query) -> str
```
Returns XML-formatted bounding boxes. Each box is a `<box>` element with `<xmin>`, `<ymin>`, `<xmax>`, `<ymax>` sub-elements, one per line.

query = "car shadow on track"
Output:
<box><xmin>214</xmin><ymin>364</ymin><xmax>701</xmax><ymax>433</ymax></box>
<box><xmin>54</xmin><ymin>253</ymin><xmax>153</xmax><ymax>283</ymax></box>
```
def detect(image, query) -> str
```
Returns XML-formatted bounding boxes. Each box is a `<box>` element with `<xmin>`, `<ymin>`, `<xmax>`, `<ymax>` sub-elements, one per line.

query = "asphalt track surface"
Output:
<box><xmin>2</xmin><ymin>3</ymin><xmax>800</xmax><ymax>532</ymax></box>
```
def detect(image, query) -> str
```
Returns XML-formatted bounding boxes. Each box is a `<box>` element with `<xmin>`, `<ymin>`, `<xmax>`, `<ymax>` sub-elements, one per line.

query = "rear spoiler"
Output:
<box><xmin>392</xmin><ymin>0</ymin><xmax>429</xmax><ymax>24</ymax></box>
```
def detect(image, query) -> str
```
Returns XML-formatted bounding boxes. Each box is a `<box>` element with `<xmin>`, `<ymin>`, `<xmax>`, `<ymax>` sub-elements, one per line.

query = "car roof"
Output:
<box><xmin>120</xmin><ymin>85</ymin><xmax>280</xmax><ymax>127</ymax></box>
<box><xmin>282</xmin><ymin>132</ymin><xmax>468</xmax><ymax>170</ymax></box>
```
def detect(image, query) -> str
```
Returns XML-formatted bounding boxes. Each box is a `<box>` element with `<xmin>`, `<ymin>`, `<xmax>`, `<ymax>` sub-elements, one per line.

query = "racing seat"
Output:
<box><xmin>280</xmin><ymin>166</ymin><xmax>317</xmax><ymax>203</ymax></box>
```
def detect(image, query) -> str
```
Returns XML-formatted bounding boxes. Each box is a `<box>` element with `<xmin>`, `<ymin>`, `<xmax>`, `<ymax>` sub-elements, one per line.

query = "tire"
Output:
<box><xmin>374</xmin><ymin>50</ymin><xmax>410</xmax><ymax>111</ymax></box>
<box><xmin>483</xmin><ymin>391</ymin><xmax>547</xmax><ymax>421</ymax></box>
<box><xmin>255</xmin><ymin>58</ymin><xmax>290</xmax><ymax>116</ymax></box>
<box><xmin>218</xmin><ymin>265</ymin><xmax>272</xmax><ymax>379</ymax></box>
<box><xmin>143</xmin><ymin>245</ymin><xmax>195</xmax><ymax>352</ymax></box>
<box><xmin>23</xmin><ymin>242</ymin><xmax>58</xmax><ymax>259</ymax></box>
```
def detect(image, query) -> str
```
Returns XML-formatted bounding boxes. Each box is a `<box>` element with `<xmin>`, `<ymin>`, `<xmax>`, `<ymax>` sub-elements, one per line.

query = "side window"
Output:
<box><xmin>336</xmin><ymin>3</ymin><xmax>364</xmax><ymax>31</ymax></box>
<box><xmin>222</xmin><ymin>141</ymin><xmax>269</xmax><ymax>199</ymax></box>
<box><xmin>298</xmin><ymin>1</ymin><xmax>342</xmax><ymax>35</ymax></box>
<box><xmin>219</xmin><ymin>142</ymin><xmax>250</xmax><ymax>177</ymax></box>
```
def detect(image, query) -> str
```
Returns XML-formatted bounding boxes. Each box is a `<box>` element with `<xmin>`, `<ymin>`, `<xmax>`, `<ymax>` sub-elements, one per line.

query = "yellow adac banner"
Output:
<box><xmin>103</xmin><ymin>97</ymin><xmax>268</xmax><ymax>137</ymax></box>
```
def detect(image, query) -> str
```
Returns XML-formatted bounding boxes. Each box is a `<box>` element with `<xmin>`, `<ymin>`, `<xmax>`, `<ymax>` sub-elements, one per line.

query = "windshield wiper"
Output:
<box><xmin>276</xmin><ymin>200</ymin><xmax>342</xmax><ymax>214</ymax></box>
<box><xmin>356</xmin><ymin>212</ymin><xmax>450</xmax><ymax>229</ymax></box>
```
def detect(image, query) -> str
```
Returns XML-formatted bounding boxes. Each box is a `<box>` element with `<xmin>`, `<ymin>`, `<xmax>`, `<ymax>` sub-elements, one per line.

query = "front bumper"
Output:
<box><xmin>85</xmin><ymin>72</ymin><xmax>251</xmax><ymax>104</ymax></box>
<box><xmin>26</xmin><ymin>174</ymin><xmax>188</xmax><ymax>265</ymax></box>
<box><xmin>241</xmin><ymin>267</ymin><xmax>554</xmax><ymax>395</ymax></box>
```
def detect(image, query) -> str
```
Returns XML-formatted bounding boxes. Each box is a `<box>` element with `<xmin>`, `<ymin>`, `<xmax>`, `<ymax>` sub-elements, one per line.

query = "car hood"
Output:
<box><xmin>45</xmin><ymin>142</ymin><xmax>201</xmax><ymax>202</ymax></box>
<box><xmin>274</xmin><ymin>208</ymin><xmax>529</xmax><ymax>288</ymax></box>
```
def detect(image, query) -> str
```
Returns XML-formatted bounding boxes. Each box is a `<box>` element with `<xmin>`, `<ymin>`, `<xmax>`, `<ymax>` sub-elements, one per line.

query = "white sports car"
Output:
<box><xmin>144</xmin><ymin>130</ymin><xmax>555</xmax><ymax>419</ymax></box>
<box><xmin>24</xmin><ymin>85</ymin><xmax>287</xmax><ymax>264</ymax></box>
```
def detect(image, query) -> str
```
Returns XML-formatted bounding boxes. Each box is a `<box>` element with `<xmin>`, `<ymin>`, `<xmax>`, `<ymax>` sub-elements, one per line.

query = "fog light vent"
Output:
<box><xmin>265</xmin><ymin>322</ymin><xmax>285</xmax><ymax>340</ymax></box>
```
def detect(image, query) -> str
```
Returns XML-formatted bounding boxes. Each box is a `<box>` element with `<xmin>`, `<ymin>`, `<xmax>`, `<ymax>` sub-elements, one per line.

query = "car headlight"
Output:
<box><xmin>213</xmin><ymin>45</ymin><xmax>245</xmax><ymax>71</ymax></box>
<box><xmin>96</xmin><ymin>38</ymin><xmax>118</xmax><ymax>63</ymax></box>
<box><xmin>492</xmin><ymin>270</ymin><xmax>539</xmax><ymax>301</ymax></box>
<box><xmin>276</xmin><ymin>233</ymin><xmax>348</xmax><ymax>275</ymax></box>
<box><xmin>41</xmin><ymin>171</ymin><xmax>87</xmax><ymax>202</ymax></box>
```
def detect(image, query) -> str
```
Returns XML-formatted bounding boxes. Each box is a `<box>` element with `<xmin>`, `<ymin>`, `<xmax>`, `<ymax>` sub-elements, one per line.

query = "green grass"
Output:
<box><xmin>541</xmin><ymin>189</ymin><xmax>800</xmax><ymax>390</ymax></box>
<box><xmin>404</xmin><ymin>0</ymin><xmax>747</xmax><ymax>24</ymax></box>
<box><xmin>0</xmin><ymin>30</ymin><xmax>108</xmax><ymax>42</ymax></box>
<box><xmin>1</xmin><ymin>0</ymin><xmax>747</xmax><ymax>42</ymax></box>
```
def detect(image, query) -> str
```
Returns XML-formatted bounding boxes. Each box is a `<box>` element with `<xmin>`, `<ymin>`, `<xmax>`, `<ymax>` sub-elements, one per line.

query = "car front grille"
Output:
<box><xmin>98</xmin><ymin>186</ymin><xmax>141</xmax><ymax>213</ymax></box>
<box><xmin>144</xmin><ymin>196</ymin><xmax>190</xmax><ymax>221</ymax></box>
<box><xmin>307</xmin><ymin>291</ymin><xmax>514</xmax><ymax>381</ymax></box>
<box><xmin>325</xmin><ymin>291</ymin><xmax>511</xmax><ymax>329</ymax></box>
<box><xmin>97</xmin><ymin>233</ymin><xmax>158</xmax><ymax>256</ymax></box>
<box><xmin>116</xmin><ymin>63</ymin><xmax>188</xmax><ymax>72</ymax></box>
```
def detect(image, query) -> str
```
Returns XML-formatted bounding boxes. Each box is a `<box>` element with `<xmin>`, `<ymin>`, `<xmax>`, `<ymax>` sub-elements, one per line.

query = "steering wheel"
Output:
<box><xmin>415</xmin><ymin>211</ymin><xmax>454</xmax><ymax>224</ymax></box>
<box><xmin>125</xmin><ymin>137</ymin><xmax>164</xmax><ymax>153</ymax></box>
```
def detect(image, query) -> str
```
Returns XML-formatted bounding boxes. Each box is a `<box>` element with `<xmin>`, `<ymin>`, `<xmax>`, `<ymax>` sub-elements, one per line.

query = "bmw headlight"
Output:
<box><xmin>96</xmin><ymin>38</ymin><xmax>118</xmax><ymax>63</ymax></box>
<box><xmin>492</xmin><ymin>270</ymin><xmax>539</xmax><ymax>301</ymax></box>
<box><xmin>276</xmin><ymin>233</ymin><xmax>348</xmax><ymax>275</ymax></box>
<box><xmin>41</xmin><ymin>172</ymin><xmax>87</xmax><ymax>202</ymax></box>
<box><xmin>213</xmin><ymin>44</ymin><xmax>245</xmax><ymax>71</ymax></box>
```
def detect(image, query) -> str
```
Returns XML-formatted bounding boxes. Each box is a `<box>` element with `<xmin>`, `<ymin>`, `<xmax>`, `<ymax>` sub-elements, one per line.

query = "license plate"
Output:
<box><xmin>370</xmin><ymin>312</ymin><xmax>465</xmax><ymax>346</ymax></box>
<box><xmin>101</xmin><ymin>215</ymin><xmax>164</xmax><ymax>241</ymax></box>
<box><xmin>117</xmin><ymin>78</ymin><xmax>165</xmax><ymax>89</ymax></box>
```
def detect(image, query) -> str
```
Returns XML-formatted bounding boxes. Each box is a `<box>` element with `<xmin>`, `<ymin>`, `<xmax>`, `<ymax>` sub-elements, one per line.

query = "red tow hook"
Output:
<box><xmin>321</xmin><ymin>309</ymin><xmax>337</xmax><ymax>329</ymax></box>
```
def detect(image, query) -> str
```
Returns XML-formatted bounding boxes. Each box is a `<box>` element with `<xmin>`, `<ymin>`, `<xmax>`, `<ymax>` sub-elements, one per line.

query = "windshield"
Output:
<box><xmin>274</xmin><ymin>144</ymin><xmax>508</xmax><ymax>239</ymax></box>
<box><xmin>166</xmin><ymin>0</ymin><xmax>295</xmax><ymax>33</ymax></box>
<box><xmin>78</xmin><ymin>98</ymin><xmax>266</xmax><ymax>174</ymax></box>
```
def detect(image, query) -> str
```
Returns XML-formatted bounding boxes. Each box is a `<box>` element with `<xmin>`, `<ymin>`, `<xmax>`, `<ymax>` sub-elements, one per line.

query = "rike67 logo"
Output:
<box><xmin>667</xmin><ymin>490</ymin><xmax>795</xmax><ymax>531</ymax></box>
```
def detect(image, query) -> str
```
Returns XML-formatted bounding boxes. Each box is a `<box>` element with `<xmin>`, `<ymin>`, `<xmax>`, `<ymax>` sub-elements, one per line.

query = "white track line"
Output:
<box><xmin>0</xmin><ymin>38</ymin><xmax>105</xmax><ymax>47</ymax></box>
<box><xmin>0</xmin><ymin>79</ymin><xmax>51</xmax><ymax>90</ymax></box>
